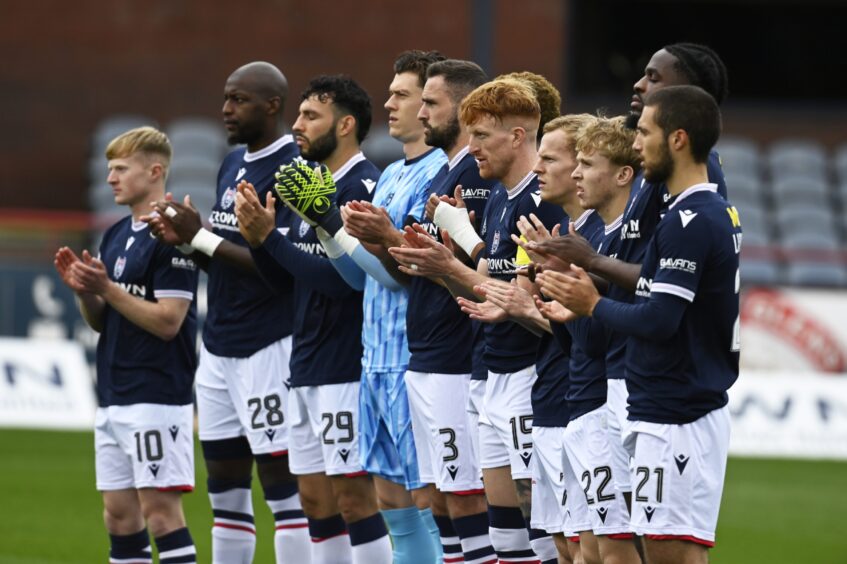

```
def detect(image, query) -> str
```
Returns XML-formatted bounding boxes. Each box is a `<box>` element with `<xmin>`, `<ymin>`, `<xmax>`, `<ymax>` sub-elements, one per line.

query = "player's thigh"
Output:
<box><xmin>606</xmin><ymin>378</ymin><xmax>633</xmax><ymax>493</ymax></box>
<box><xmin>629</xmin><ymin>407</ymin><xmax>730</xmax><ymax>546</ymax></box>
<box><xmin>530</xmin><ymin>426</ymin><xmax>567</xmax><ymax>534</ymax></box>
<box><xmin>481</xmin><ymin>368</ymin><xmax>536</xmax><ymax>480</ymax></box>
<box><xmin>406</xmin><ymin>371</ymin><xmax>482</xmax><ymax>493</ymax></box>
<box><xmin>562</xmin><ymin>406</ymin><xmax>631</xmax><ymax>536</ymax></box>
<box><xmin>109</xmin><ymin>404</ymin><xmax>195</xmax><ymax>491</ymax></box>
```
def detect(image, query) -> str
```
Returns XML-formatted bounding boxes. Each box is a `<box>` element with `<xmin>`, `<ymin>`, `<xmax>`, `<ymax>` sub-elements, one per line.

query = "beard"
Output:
<box><xmin>643</xmin><ymin>139</ymin><xmax>674</xmax><ymax>183</ymax></box>
<box><xmin>424</xmin><ymin>115</ymin><xmax>461</xmax><ymax>151</ymax></box>
<box><xmin>624</xmin><ymin>111</ymin><xmax>640</xmax><ymax>130</ymax></box>
<box><xmin>300</xmin><ymin>127</ymin><xmax>339</xmax><ymax>162</ymax></box>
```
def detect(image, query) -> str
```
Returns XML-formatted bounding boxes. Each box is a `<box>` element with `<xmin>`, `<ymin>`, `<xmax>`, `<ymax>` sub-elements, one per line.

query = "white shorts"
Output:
<box><xmin>563</xmin><ymin>404</ymin><xmax>632</xmax><ymax>536</ymax></box>
<box><xmin>607</xmin><ymin>379</ymin><xmax>632</xmax><ymax>492</ymax></box>
<box><xmin>478</xmin><ymin>366</ymin><xmax>536</xmax><ymax>480</ymax></box>
<box><xmin>95</xmin><ymin>404</ymin><xmax>194</xmax><ymax>491</ymax></box>
<box><xmin>288</xmin><ymin>382</ymin><xmax>364</xmax><ymax>476</ymax></box>
<box><xmin>530</xmin><ymin>426</ymin><xmax>567</xmax><ymax>533</ymax></box>
<box><xmin>626</xmin><ymin>406</ymin><xmax>731</xmax><ymax>546</ymax></box>
<box><xmin>467</xmin><ymin>379</ymin><xmax>485</xmax><ymax>480</ymax></box>
<box><xmin>196</xmin><ymin>337</ymin><xmax>292</xmax><ymax>455</ymax></box>
<box><xmin>406</xmin><ymin>371</ymin><xmax>484</xmax><ymax>492</ymax></box>
<box><xmin>561</xmin><ymin>434</ymin><xmax>593</xmax><ymax>537</ymax></box>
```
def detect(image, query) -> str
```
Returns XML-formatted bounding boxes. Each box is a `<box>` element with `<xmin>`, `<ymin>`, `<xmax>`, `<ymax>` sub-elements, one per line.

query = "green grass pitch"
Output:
<box><xmin>1</xmin><ymin>429</ymin><xmax>845</xmax><ymax>563</ymax></box>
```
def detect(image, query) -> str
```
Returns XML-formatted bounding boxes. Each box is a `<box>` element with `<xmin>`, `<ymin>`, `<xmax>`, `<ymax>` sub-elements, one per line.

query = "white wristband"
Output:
<box><xmin>190</xmin><ymin>228</ymin><xmax>224</xmax><ymax>257</ymax></box>
<box><xmin>333</xmin><ymin>228</ymin><xmax>361</xmax><ymax>256</ymax></box>
<box><xmin>316</xmin><ymin>227</ymin><xmax>345</xmax><ymax>259</ymax></box>
<box><xmin>176</xmin><ymin>243</ymin><xmax>195</xmax><ymax>255</ymax></box>
<box><xmin>432</xmin><ymin>202</ymin><xmax>483</xmax><ymax>257</ymax></box>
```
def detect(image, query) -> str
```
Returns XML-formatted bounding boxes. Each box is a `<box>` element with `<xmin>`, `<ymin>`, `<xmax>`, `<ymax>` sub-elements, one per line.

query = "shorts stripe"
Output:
<box><xmin>646</xmin><ymin>534</ymin><xmax>715</xmax><ymax>548</ymax></box>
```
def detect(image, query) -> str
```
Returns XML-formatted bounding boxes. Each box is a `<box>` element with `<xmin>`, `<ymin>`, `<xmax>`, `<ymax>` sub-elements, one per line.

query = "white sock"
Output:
<box><xmin>208</xmin><ymin>479</ymin><xmax>255</xmax><ymax>564</ymax></box>
<box><xmin>265</xmin><ymin>484</ymin><xmax>311</xmax><ymax>564</ymax></box>
<box><xmin>308</xmin><ymin>514</ymin><xmax>352</xmax><ymax>564</ymax></box>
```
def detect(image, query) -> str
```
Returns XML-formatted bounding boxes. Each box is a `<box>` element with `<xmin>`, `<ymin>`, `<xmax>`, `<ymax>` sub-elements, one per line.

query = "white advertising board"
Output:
<box><xmin>729</xmin><ymin>371</ymin><xmax>847</xmax><ymax>460</ymax></box>
<box><xmin>0</xmin><ymin>337</ymin><xmax>96</xmax><ymax>430</ymax></box>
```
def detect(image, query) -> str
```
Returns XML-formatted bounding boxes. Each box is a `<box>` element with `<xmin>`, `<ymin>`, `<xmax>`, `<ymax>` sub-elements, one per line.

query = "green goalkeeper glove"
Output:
<box><xmin>274</xmin><ymin>161</ymin><xmax>344</xmax><ymax>235</ymax></box>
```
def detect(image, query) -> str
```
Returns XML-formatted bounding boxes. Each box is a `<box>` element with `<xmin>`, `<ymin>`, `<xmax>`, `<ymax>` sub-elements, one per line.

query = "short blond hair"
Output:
<box><xmin>543</xmin><ymin>113</ymin><xmax>598</xmax><ymax>150</ymax></box>
<box><xmin>459</xmin><ymin>79</ymin><xmax>540</xmax><ymax>128</ymax></box>
<box><xmin>575</xmin><ymin>116</ymin><xmax>640</xmax><ymax>169</ymax></box>
<box><xmin>105</xmin><ymin>126</ymin><xmax>172</xmax><ymax>171</ymax></box>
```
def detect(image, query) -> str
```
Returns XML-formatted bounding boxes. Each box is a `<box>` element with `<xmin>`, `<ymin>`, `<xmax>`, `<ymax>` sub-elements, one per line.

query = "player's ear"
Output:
<box><xmin>337</xmin><ymin>115</ymin><xmax>356</xmax><ymax>139</ymax></box>
<box><xmin>266</xmin><ymin>95</ymin><xmax>282</xmax><ymax>116</ymax></box>
<box><xmin>149</xmin><ymin>162</ymin><xmax>165</xmax><ymax>182</ymax></box>
<box><xmin>669</xmin><ymin>129</ymin><xmax>687</xmax><ymax>153</ymax></box>
<box><xmin>617</xmin><ymin>165</ymin><xmax>634</xmax><ymax>186</ymax></box>
<box><xmin>512</xmin><ymin>126</ymin><xmax>526</xmax><ymax>147</ymax></box>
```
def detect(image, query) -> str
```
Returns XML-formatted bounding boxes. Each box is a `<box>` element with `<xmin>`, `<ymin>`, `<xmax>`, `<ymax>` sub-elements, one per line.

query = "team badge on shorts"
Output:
<box><xmin>113</xmin><ymin>256</ymin><xmax>126</xmax><ymax>279</ymax></box>
<box><xmin>221</xmin><ymin>187</ymin><xmax>236</xmax><ymax>209</ymax></box>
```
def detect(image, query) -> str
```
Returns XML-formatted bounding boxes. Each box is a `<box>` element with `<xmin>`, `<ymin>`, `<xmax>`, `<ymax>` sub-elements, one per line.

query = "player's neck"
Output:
<box><xmin>597</xmin><ymin>189</ymin><xmax>629</xmax><ymax>226</ymax></box>
<box><xmin>445</xmin><ymin>132</ymin><xmax>470</xmax><ymax>161</ymax></box>
<box><xmin>324</xmin><ymin>144</ymin><xmax>360</xmax><ymax>174</ymax></box>
<box><xmin>500</xmin><ymin>147</ymin><xmax>536</xmax><ymax>189</ymax></box>
<box><xmin>130</xmin><ymin>187</ymin><xmax>164</xmax><ymax>222</ymax></box>
<box><xmin>561</xmin><ymin>200</ymin><xmax>585</xmax><ymax>223</ymax></box>
<box><xmin>667</xmin><ymin>162</ymin><xmax>708</xmax><ymax>197</ymax></box>
<box><xmin>247</xmin><ymin>124</ymin><xmax>287</xmax><ymax>153</ymax></box>
<box><xmin>403</xmin><ymin>135</ymin><xmax>431</xmax><ymax>161</ymax></box>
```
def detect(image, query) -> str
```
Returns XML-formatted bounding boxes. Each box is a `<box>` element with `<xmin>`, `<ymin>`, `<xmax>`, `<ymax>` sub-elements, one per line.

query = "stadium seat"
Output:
<box><xmin>780</xmin><ymin>230</ymin><xmax>840</xmax><ymax>250</ymax></box>
<box><xmin>767</xmin><ymin>139</ymin><xmax>828</xmax><ymax>180</ymax></box>
<box><xmin>737</xmin><ymin>207</ymin><xmax>771</xmax><ymax>239</ymax></box>
<box><xmin>834</xmin><ymin>143</ymin><xmax>847</xmax><ymax>183</ymax></box>
<box><xmin>770</xmin><ymin>176</ymin><xmax>831</xmax><ymax>207</ymax></box>
<box><xmin>716</xmin><ymin>136</ymin><xmax>761</xmax><ymax>177</ymax></box>
<box><xmin>166</xmin><ymin>117</ymin><xmax>228</xmax><ymax>159</ymax></box>
<box><xmin>725</xmin><ymin>174</ymin><xmax>766</xmax><ymax>209</ymax></box>
<box><xmin>167</xmin><ymin>155</ymin><xmax>220</xmax><ymax>188</ymax></box>
<box><xmin>775</xmin><ymin>206</ymin><xmax>837</xmax><ymax>236</ymax></box>
<box><xmin>785</xmin><ymin>262</ymin><xmax>847</xmax><ymax>287</ymax></box>
<box><xmin>361</xmin><ymin>125</ymin><xmax>402</xmax><ymax>170</ymax></box>
<box><xmin>740</xmin><ymin>257</ymin><xmax>781</xmax><ymax>286</ymax></box>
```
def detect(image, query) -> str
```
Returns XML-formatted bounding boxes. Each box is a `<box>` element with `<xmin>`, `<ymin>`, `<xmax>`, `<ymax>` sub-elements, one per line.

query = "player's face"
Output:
<box><xmin>634</xmin><ymin>106</ymin><xmax>674</xmax><ymax>183</ymax></box>
<box><xmin>533</xmin><ymin>129</ymin><xmax>578</xmax><ymax>207</ymax></box>
<box><xmin>222</xmin><ymin>76</ymin><xmax>268</xmax><ymax>146</ymax></box>
<box><xmin>572</xmin><ymin>149</ymin><xmax>620</xmax><ymax>211</ymax></box>
<box><xmin>107</xmin><ymin>154</ymin><xmax>156</xmax><ymax>207</ymax></box>
<box><xmin>385</xmin><ymin>72</ymin><xmax>426</xmax><ymax>144</ymax></box>
<box><xmin>627</xmin><ymin>49</ymin><xmax>688</xmax><ymax>128</ymax></box>
<box><xmin>418</xmin><ymin>76</ymin><xmax>461</xmax><ymax>151</ymax></box>
<box><xmin>292</xmin><ymin>95</ymin><xmax>339</xmax><ymax>162</ymax></box>
<box><xmin>468</xmin><ymin>115</ymin><xmax>515</xmax><ymax>181</ymax></box>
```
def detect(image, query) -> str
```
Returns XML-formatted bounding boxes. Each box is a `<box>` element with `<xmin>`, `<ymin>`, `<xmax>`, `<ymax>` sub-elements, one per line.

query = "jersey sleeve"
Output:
<box><xmin>649</xmin><ymin>212</ymin><xmax>711</xmax><ymax>303</ymax></box>
<box><xmin>708</xmin><ymin>151</ymin><xmax>728</xmax><ymax>199</ymax></box>
<box><xmin>338</xmin><ymin>171</ymin><xmax>378</xmax><ymax>207</ymax></box>
<box><xmin>152</xmin><ymin>244</ymin><xmax>199</xmax><ymax>301</ymax></box>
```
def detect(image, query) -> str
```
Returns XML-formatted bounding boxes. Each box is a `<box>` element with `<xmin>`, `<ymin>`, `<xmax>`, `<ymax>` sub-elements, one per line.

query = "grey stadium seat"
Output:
<box><xmin>716</xmin><ymin>136</ymin><xmax>761</xmax><ymax>177</ymax></box>
<box><xmin>167</xmin><ymin>154</ymin><xmax>221</xmax><ymax>188</ymax></box>
<box><xmin>834</xmin><ymin>143</ymin><xmax>847</xmax><ymax>183</ymax></box>
<box><xmin>167</xmin><ymin>117</ymin><xmax>228</xmax><ymax>159</ymax></box>
<box><xmin>740</xmin><ymin>258</ymin><xmax>781</xmax><ymax>286</ymax></box>
<box><xmin>780</xmin><ymin>230</ymin><xmax>840</xmax><ymax>250</ymax></box>
<box><xmin>775</xmin><ymin>206</ymin><xmax>837</xmax><ymax>235</ymax></box>
<box><xmin>725</xmin><ymin>174</ymin><xmax>766</xmax><ymax>209</ymax></box>
<box><xmin>785</xmin><ymin>262</ymin><xmax>847</xmax><ymax>287</ymax></box>
<box><xmin>768</xmin><ymin>139</ymin><xmax>828</xmax><ymax>180</ymax></box>
<box><xmin>770</xmin><ymin>176</ymin><xmax>830</xmax><ymax>207</ymax></box>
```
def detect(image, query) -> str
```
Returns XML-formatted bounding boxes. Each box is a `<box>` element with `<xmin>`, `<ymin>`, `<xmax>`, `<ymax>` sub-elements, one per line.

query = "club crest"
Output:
<box><xmin>114</xmin><ymin>256</ymin><xmax>126</xmax><ymax>279</ymax></box>
<box><xmin>299</xmin><ymin>218</ymin><xmax>311</xmax><ymax>238</ymax></box>
<box><xmin>491</xmin><ymin>230</ymin><xmax>501</xmax><ymax>254</ymax></box>
<box><xmin>221</xmin><ymin>187</ymin><xmax>236</xmax><ymax>209</ymax></box>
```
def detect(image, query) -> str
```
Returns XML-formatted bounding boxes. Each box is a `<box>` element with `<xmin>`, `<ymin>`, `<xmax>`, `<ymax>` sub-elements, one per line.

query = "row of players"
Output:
<box><xmin>55</xmin><ymin>43</ymin><xmax>736</xmax><ymax>564</ymax></box>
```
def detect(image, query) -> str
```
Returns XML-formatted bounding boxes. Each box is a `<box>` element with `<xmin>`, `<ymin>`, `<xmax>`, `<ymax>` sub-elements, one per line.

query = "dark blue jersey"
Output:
<box><xmin>560</xmin><ymin>210</ymin><xmax>608</xmax><ymax>421</ymax></box>
<box><xmin>96</xmin><ymin>217</ymin><xmax>198</xmax><ymax>407</ymax></box>
<box><xmin>599</xmin><ymin>215</ymin><xmax>628</xmax><ymax>381</ymax></box>
<box><xmin>533</xmin><ymin>319</ymin><xmax>571</xmax><ymax>428</ymax></box>
<box><xmin>624</xmin><ymin>184</ymin><xmax>741</xmax><ymax>424</ymax></box>
<box><xmin>203</xmin><ymin>135</ymin><xmax>299</xmax><ymax>358</ymax></box>
<box><xmin>480</xmin><ymin>173</ymin><xmax>566</xmax><ymax>373</ymax></box>
<box><xmin>251</xmin><ymin>153</ymin><xmax>379</xmax><ymax>387</ymax></box>
<box><xmin>619</xmin><ymin>150</ymin><xmax>726</xmax><ymax>265</ymax></box>
<box><xmin>406</xmin><ymin>148</ymin><xmax>498</xmax><ymax>374</ymax></box>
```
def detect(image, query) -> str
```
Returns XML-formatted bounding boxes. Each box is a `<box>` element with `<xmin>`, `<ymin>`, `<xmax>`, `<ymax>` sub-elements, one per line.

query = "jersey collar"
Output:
<box><xmin>243</xmin><ymin>134</ymin><xmax>295</xmax><ymax>163</ymax></box>
<box><xmin>333</xmin><ymin>152</ymin><xmax>366</xmax><ymax>181</ymax></box>
<box><xmin>605</xmin><ymin>213</ymin><xmax>623</xmax><ymax>235</ymax></box>
<box><xmin>448</xmin><ymin>146</ymin><xmax>470</xmax><ymax>171</ymax></box>
<box><xmin>506</xmin><ymin>171</ymin><xmax>536</xmax><ymax>200</ymax></box>
<box><xmin>668</xmin><ymin>183</ymin><xmax>717</xmax><ymax>210</ymax></box>
<box><xmin>572</xmin><ymin>209</ymin><xmax>595</xmax><ymax>231</ymax></box>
